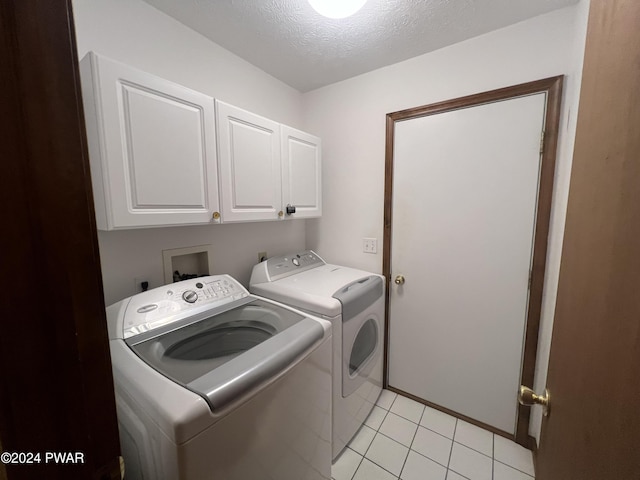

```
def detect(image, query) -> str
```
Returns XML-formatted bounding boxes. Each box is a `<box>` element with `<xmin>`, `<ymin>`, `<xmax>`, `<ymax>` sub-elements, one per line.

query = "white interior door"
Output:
<box><xmin>388</xmin><ymin>93</ymin><xmax>546</xmax><ymax>434</ymax></box>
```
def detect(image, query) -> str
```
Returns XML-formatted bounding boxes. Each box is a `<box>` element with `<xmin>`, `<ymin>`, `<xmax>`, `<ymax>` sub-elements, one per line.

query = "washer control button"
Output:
<box><xmin>182</xmin><ymin>290</ymin><xmax>198</xmax><ymax>303</ymax></box>
<box><xmin>136</xmin><ymin>304</ymin><xmax>158</xmax><ymax>314</ymax></box>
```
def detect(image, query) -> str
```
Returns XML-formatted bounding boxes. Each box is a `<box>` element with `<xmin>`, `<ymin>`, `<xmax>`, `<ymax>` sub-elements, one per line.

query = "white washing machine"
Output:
<box><xmin>250</xmin><ymin>251</ymin><xmax>385</xmax><ymax>459</ymax></box>
<box><xmin>107</xmin><ymin>274</ymin><xmax>332</xmax><ymax>480</ymax></box>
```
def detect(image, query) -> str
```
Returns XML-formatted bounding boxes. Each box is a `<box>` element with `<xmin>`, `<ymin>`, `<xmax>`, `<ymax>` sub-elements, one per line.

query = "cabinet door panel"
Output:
<box><xmin>216</xmin><ymin>101</ymin><xmax>282</xmax><ymax>222</ymax></box>
<box><xmin>123</xmin><ymin>84</ymin><xmax>207</xmax><ymax>208</ymax></box>
<box><xmin>281</xmin><ymin>126</ymin><xmax>322</xmax><ymax>218</ymax></box>
<box><xmin>81</xmin><ymin>53</ymin><xmax>219</xmax><ymax>229</ymax></box>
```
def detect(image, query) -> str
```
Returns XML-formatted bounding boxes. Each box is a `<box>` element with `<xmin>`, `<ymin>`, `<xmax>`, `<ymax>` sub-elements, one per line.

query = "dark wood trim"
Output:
<box><xmin>388</xmin><ymin>386</ymin><xmax>515</xmax><ymax>440</ymax></box>
<box><xmin>0</xmin><ymin>1</ymin><xmax>121</xmax><ymax>479</ymax></box>
<box><xmin>383</xmin><ymin>76</ymin><xmax>564</xmax><ymax>448</ymax></box>
<box><xmin>382</xmin><ymin>113</ymin><xmax>396</xmax><ymax>387</ymax></box>
<box><xmin>516</xmin><ymin>77</ymin><xmax>563</xmax><ymax>446</ymax></box>
<box><xmin>387</xmin><ymin>77</ymin><xmax>563</xmax><ymax>123</ymax></box>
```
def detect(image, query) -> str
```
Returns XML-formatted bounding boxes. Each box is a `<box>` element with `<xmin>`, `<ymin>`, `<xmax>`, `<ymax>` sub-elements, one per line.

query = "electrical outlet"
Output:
<box><xmin>363</xmin><ymin>238</ymin><xmax>377</xmax><ymax>254</ymax></box>
<box><xmin>134</xmin><ymin>276</ymin><xmax>150</xmax><ymax>293</ymax></box>
<box><xmin>258</xmin><ymin>251</ymin><xmax>268</xmax><ymax>262</ymax></box>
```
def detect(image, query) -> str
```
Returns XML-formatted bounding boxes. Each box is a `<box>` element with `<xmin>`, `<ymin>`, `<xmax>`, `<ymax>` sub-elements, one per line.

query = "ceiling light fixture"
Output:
<box><xmin>308</xmin><ymin>0</ymin><xmax>368</xmax><ymax>19</ymax></box>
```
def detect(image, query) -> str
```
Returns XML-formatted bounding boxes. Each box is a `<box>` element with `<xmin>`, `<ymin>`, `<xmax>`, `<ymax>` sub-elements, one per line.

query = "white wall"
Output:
<box><xmin>302</xmin><ymin>3</ymin><xmax>589</xmax><ymax>444</ymax></box>
<box><xmin>73</xmin><ymin>0</ymin><xmax>302</xmax><ymax>123</ymax></box>
<box><xmin>72</xmin><ymin>0</ymin><xmax>306</xmax><ymax>305</ymax></box>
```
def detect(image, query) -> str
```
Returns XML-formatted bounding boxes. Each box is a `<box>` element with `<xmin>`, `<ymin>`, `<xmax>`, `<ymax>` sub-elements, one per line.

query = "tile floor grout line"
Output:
<box><xmin>401</xmin><ymin>421</ymin><xmax>455</xmax><ymax>470</ymax></box>
<box><xmin>388</xmin><ymin>393</ymin><xmax>426</xmax><ymax>425</ymax></box>
<box><xmin>420</xmin><ymin>424</ymin><xmax>455</xmax><ymax>441</ymax></box>
<box><xmin>399</xmin><ymin>409</ymin><xmax>458</xmax><ymax>443</ymax></box>
<box><xmin>397</xmin><ymin>410</ymin><xmax>423</xmax><ymax>478</ymax></box>
<box><xmin>452</xmin><ymin>439</ymin><xmax>494</xmax><ymax>460</ymax></box>
<box><xmin>355</xmin><ymin>402</ymin><xmax>394</xmax><ymax>479</ymax></box>
<box><xmin>365</xmin><ymin>396</ymin><xmax>422</xmax><ymax>479</ymax></box>
<box><xmin>493</xmin><ymin>458</ymin><xmax>535</xmax><ymax>478</ymax></box>
<box><xmin>358</xmin><ymin>391</ymin><xmax>535</xmax><ymax>480</ymax></box>
<box><xmin>345</xmin><ymin>447</ymin><xmax>365</xmax><ymax>480</ymax></box>
<box><xmin>491</xmin><ymin>433</ymin><xmax>495</xmax><ymax>480</ymax></box>
<box><xmin>447</xmin><ymin>467</ymin><xmax>473</xmax><ymax>480</ymax></box>
<box><xmin>446</xmin><ymin>419</ymin><xmax>457</xmax><ymax>471</ymax></box>
<box><xmin>361</xmin><ymin>456</ymin><xmax>403</xmax><ymax>479</ymax></box>
<box><xmin>407</xmin><ymin>444</ymin><xmax>452</xmax><ymax>471</ymax></box>
<box><xmin>376</xmin><ymin>427</ymin><xmax>415</xmax><ymax>450</ymax></box>
<box><xmin>356</xmin><ymin>457</ymin><xmax>402</xmax><ymax>478</ymax></box>
<box><xmin>416</xmin><ymin>406</ymin><xmax>457</xmax><ymax>442</ymax></box>
<box><xmin>364</xmin><ymin>434</ymin><xmax>407</xmax><ymax>477</ymax></box>
<box><xmin>388</xmin><ymin>409</ymin><xmax>424</xmax><ymax>425</ymax></box>
<box><xmin>359</xmin><ymin>429</ymin><xmax>409</xmax><ymax>480</ymax></box>
<box><xmin>364</xmin><ymin>404</ymin><xmax>390</xmax><ymax>432</ymax></box>
<box><xmin>386</xmin><ymin>392</ymin><xmax>399</xmax><ymax>411</ymax></box>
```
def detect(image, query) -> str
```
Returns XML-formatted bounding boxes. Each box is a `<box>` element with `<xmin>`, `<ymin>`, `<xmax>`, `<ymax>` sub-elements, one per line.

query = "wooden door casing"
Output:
<box><xmin>536</xmin><ymin>1</ymin><xmax>640</xmax><ymax>478</ymax></box>
<box><xmin>383</xmin><ymin>77</ymin><xmax>563</xmax><ymax>446</ymax></box>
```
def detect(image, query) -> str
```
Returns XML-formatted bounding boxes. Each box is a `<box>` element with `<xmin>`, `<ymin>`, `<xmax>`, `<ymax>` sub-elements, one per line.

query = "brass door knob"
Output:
<box><xmin>212</xmin><ymin>211</ymin><xmax>220</xmax><ymax>220</ymax></box>
<box><xmin>278</xmin><ymin>210</ymin><xmax>284</xmax><ymax>218</ymax></box>
<box><xmin>394</xmin><ymin>275</ymin><xmax>405</xmax><ymax>285</ymax></box>
<box><xmin>518</xmin><ymin>386</ymin><xmax>550</xmax><ymax>417</ymax></box>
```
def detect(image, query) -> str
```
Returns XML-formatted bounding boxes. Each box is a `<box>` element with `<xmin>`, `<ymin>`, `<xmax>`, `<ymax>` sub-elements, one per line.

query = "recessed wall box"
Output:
<box><xmin>162</xmin><ymin>245</ymin><xmax>215</xmax><ymax>284</ymax></box>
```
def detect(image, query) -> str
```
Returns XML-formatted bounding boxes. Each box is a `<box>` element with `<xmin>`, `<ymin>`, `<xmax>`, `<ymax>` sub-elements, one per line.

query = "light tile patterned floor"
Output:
<box><xmin>332</xmin><ymin>389</ymin><xmax>535</xmax><ymax>480</ymax></box>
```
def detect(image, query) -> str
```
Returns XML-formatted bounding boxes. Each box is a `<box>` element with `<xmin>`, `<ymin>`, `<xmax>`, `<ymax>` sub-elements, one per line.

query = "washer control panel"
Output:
<box><xmin>123</xmin><ymin>275</ymin><xmax>249</xmax><ymax>339</ymax></box>
<box><xmin>264</xmin><ymin>250</ymin><xmax>325</xmax><ymax>280</ymax></box>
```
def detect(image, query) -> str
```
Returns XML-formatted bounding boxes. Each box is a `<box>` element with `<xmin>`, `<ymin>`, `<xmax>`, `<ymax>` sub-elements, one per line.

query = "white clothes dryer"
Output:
<box><xmin>107</xmin><ymin>275</ymin><xmax>332</xmax><ymax>480</ymax></box>
<box><xmin>250</xmin><ymin>251</ymin><xmax>385</xmax><ymax>459</ymax></box>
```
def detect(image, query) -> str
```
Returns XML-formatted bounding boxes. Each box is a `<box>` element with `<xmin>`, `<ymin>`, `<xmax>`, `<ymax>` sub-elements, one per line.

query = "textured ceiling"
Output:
<box><xmin>142</xmin><ymin>0</ymin><xmax>580</xmax><ymax>92</ymax></box>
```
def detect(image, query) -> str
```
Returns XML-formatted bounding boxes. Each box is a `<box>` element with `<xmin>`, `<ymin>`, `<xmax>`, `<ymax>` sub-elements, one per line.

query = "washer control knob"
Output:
<box><xmin>292</xmin><ymin>258</ymin><xmax>300</xmax><ymax>266</ymax></box>
<box><xmin>182</xmin><ymin>290</ymin><xmax>198</xmax><ymax>303</ymax></box>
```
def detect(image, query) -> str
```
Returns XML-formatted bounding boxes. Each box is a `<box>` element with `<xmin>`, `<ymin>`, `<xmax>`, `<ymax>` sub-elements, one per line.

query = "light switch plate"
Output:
<box><xmin>363</xmin><ymin>238</ymin><xmax>377</xmax><ymax>254</ymax></box>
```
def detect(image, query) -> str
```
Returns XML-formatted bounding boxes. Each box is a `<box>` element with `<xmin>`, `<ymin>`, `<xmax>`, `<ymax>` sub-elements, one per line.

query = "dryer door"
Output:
<box><xmin>334</xmin><ymin>276</ymin><xmax>384</xmax><ymax>397</ymax></box>
<box><xmin>344</xmin><ymin>314</ymin><xmax>380</xmax><ymax>396</ymax></box>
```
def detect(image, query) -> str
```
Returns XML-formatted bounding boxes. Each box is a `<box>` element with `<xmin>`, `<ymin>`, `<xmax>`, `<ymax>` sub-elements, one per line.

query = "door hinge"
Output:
<box><xmin>540</xmin><ymin>130</ymin><xmax>545</xmax><ymax>154</ymax></box>
<box><xmin>528</xmin><ymin>269</ymin><xmax>533</xmax><ymax>290</ymax></box>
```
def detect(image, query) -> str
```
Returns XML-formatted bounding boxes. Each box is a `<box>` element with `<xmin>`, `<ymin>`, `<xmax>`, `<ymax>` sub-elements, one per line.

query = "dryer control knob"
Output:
<box><xmin>182</xmin><ymin>290</ymin><xmax>198</xmax><ymax>303</ymax></box>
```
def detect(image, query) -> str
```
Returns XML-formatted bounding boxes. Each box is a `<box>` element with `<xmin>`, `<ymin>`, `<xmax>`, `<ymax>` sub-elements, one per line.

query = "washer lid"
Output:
<box><xmin>251</xmin><ymin>264</ymin><xmax>381</xmax><ymax>318</ymax></box>
<box><xmin>129</xmin><ymin>299</ymin><xmax>324</xmax><ymax>412</ymax></box>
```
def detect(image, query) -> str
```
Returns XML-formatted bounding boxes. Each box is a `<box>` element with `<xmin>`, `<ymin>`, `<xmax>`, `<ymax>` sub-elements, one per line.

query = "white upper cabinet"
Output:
<box><xmin>281</xmin><ymin>126</ymin><xmax>322</xmax><ymax>219</ymax></box>
<box><xmin>216</xmin><ymin>101</ymin><xmax>282</xmax><ymax>222</ymax></box>
<box><xmin>80</xmin><ymin>52</ymin><xmax>220</xmax><ymax>230</ymax></box>
<box><xmin>80</xmin><ymin>53</ymin><xmax>321</xmax><ymax>229</ymax></box>
<box><xmin>216</xmin><ymin>101</ymin><xmax>322</xmax><ymax>222</ymax></box>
